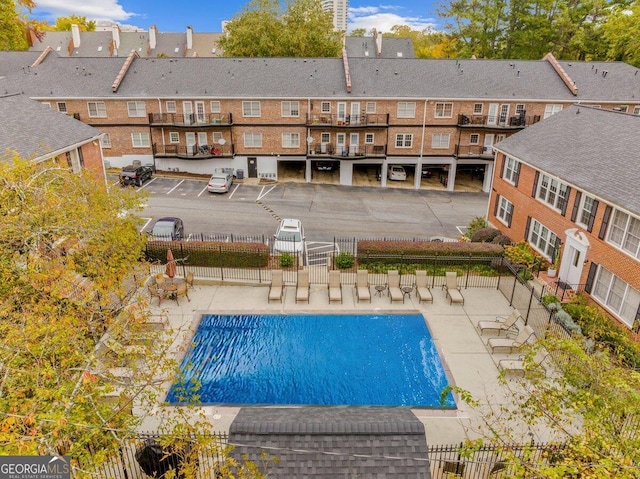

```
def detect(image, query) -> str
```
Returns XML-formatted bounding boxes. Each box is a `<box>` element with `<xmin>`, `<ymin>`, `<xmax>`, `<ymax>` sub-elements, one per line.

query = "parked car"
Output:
<box><xmin>387</xmin><ymin>165</ymin><xmax>407</xmax><ymax>181</ymax></box>
<box><xmin>207</xmin><ymin>173</ymin><xmax>233</xmax><ymax>193</ymax></box>
<box><xmin>151</xmin><ymin>217</ymin><xmax>184</xmax><ymax>241</ymax></box>
<box><xmin>314</xmin><ymin>161</ymin><xmax>335</xmax><ymax>171</ymax></box>
<box><xmin>119</xmin><ymin>165</ymin><xmax>153</xmax><ymax>186</ymax></box>
<box><xmin>421</xmin><ymin>166</ymin><xmax>433</xmax><ymax>178</ymax></box>
<box><xmin>273</xmin><ymin>218</ymin><xmax>305</xmax><ymax>254</ymax></box>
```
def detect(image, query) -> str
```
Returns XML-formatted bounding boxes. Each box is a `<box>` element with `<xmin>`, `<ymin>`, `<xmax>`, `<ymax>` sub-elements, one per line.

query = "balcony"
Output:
<box><xmin>149</xmin><ymin>113</ymin><xmax>233</xmax><ymax>127</ymax></box>
<box><xmin>152</xmin><ymin>143</ymin><xmax>234</xmax><ymax>159</ymax></box>
<box><xmin>457</xmin><ymin>114</ymin><xmax>540</xmax><ymax>129</ymax></box>
<box><xmin>454</xmin><ymin>144</ymin><xmax>496</xmax><ymax>158</ymax></box>
<box><xmin>308</xmin><ymin>143</ymin><xmax>387</xmax><ymax>158</ymax></box>
<box><xmin>306</xmin><ymin>113</ymin><xmax>389</xmax><ymax>127</ymax></box>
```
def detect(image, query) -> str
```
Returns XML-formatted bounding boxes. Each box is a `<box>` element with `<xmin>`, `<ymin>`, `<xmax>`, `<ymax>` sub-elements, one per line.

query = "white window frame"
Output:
<box><xmin>537</xmin><ymin>173</ymin><xmax>569</xmax><ymax>211</ymax></box>
<box><xmin>212</xmin><ymin>132</ymin><xmax>223</xmax><ymax>143</ymax></box>
<box><xmin>434</xmin><ymin>102</ymin><xmax>453</xmax><ymax>118</ymax></box>
<box><xmin>100</xmin><ymin>133</ymin><xmax>111</xmax><ymax>148</ymax></box>
<box><xmin>320</xmin><ymin>132</ymin><xmax>330</xmax><ymax>144</ymax></box>
<box><xmin>503</xmin><ymin>156</ymin><xmax>520</xmax><ymax>184</ymax></box>
<box><xmin>395</xmin><ymin>133</ymin><xmax>413</xmax><ymax>148</ymax></box>
<box><xmin>397</xmin><ymin>102</ymin><xmax>416</xmax><ymax>118</ymax></box>
<box><xmin>366</xmin><ymin>102</ymin><xmax>376</xmax><ymax>113</ymax></box>
<box><xmin>87</xmin><ymin>101</ymin><xmax>106</xmax><ymax>118</ymax></box>
<box><xmin>529</xmin><ymin>219</ymin><xmax>559</xmax><ymax>260</ymax></box>
<box><xmin>577</xmin><ymin>194</ymin><xmax>596</xmax><ymax>228</ymax></box>
<box><xmin>41</xmin><ymin>102</ymin><xmax>51</xmax><ymax>108</ymax></box>
<box><xmin>469</xmin><ymin>134</ymin><xmax>479</xmax><ymax>145</ymax></box>
<box><xmin>515</xmin><ymin>104</ymin><xmax>525</xmax><ymax>115</ymax></box>
<box><xmin>321</xmin><ymin>102</ymin><xmax>331</xmax><ymax>113</ymax></box>
<box><xmin>608</xmin><ymin>209</ymin><xmax>640</xmax><ymax>260</ymax></box>
<box><xmin>592</xmin><ymin>266</ymin><xmax>640</xmax><ymax>328</ymax></box>
<box><xmin>365</xmin><ymin>133</ymin><xmax>374</xmax><ymax>144</ymax></box>
<box><xmin>281</xmin><ymin>101</ymin><xmax>299</xmax><ymax>117</ymax></box>
<box><xmin>496</xmin><ymin>196</ymin><xmax>513</xmax><ymax>226</ymax></box>
<box><xmin>634</xmin><ymin>106</ymin><xmax>640</xmax><ymax>115</ymax></box>
<box><xmin>431</xmin><ymin>133</ymin><xmax>450</xmax><ymax>149</ymax></box>
<box><xmin>131</xmin><ymin>132</ymin><xmax>150</xmax><ymax>148</ymax></box>
<box><xmin>618</xmin><ymin>105</ymin><xmax>628</xmax><ymax>113</ymax></box>
<box><xmin>282</xmin><ymin>132</ymin><xmax>300</xmax><ymax>148</ymax></box>
<box><xmin>169</xmin><ymin>132</ymin><xmax>179</xmax><ymax>144</ymax></box>
<box><xmin>57</xmin><ymin>102</ymin><xmax>67</xmax><ymax>113</ymax></box>
<box><xmin>473</xmin><ymin>103</ymin><xmax>483</xmax><ymax>114</ymax></box>
<box><xmin>543</xmin><ymin>104</ymin><xmax>562</xmax><ymax>119</ymax></box>
<box><xmin>210</xmin><ymin>101</ymin><xmax>221</xmax><ymax>113</ymax></box>
<box><xmin>166</xmin><ymin>101</ymin><xmax>177</xmax><ymax>113</ymax></box>
<box><xmin>127</xmin><ymin>101</ymin><xmax>146</xmax><ymax>117</ymax></box>
<box><xmin>242</xmin><ymin>101</ymin><xmax>261</xmax><ymax>117</ymax></box>
<box><xmin>244</xmin><ymin>132</ymin><xmax>262</xmax><ymax>147</ymax></box>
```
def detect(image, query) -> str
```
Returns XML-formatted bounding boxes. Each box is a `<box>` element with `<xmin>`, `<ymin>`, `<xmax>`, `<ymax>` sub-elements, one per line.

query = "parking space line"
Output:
<box><xmin>166</xmin><ymin>179</ymin><xmax>184</xmax><ymax>194</ymax></box>
<box><xmin>228</xmin><ymin>184</ymin><xmax>240</xmax><ymax>199</ymax></box>
<box><xmin>137</xmin><ymin>177</ymin><xmax>157</xmax><ymax>191</ymax></box>
<box><xmin>197</xmin><ymin>184</ymin><xmax>209</xmax><ymax>197</ymax></box>
<box><xmin>140</xmin><ymin>217</ymin><xmax>153</xmax><ymax>233</ymax></box>
<box><xmin>256</xmin><ymin>184</ymin><xmax>277</xmax><ymax>201</ymax></box>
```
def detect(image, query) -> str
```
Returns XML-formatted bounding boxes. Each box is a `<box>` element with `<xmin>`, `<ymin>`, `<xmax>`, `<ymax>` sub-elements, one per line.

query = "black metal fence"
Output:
<box><xmin>87</xmin><ymin>432</ymin><xmax>567</xmax><ymax>479</ymax></box>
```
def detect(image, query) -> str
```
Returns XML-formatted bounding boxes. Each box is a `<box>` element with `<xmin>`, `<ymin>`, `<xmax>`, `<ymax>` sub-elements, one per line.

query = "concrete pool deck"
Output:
<box><xmin>142</xmin><ymin>281</ymin><xmax>542</xmax><ymax>445</ymax></box>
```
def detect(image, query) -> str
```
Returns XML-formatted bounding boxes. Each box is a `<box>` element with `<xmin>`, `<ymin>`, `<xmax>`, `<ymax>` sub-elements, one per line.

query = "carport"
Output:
<box><xmin>277</xmin><ymin>159</ymin><xmax>306</xmax><ymax>183</ymax></box>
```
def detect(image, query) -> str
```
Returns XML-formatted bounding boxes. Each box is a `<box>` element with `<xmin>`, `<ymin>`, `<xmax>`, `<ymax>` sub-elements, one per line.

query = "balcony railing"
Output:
<box><xmin>457</xmin><ymin>114</ymin><xmax>540</xmax><ymax>128</ymax></box>
<box><xmin>308</xmin><ymin>143</ymin><xmax>387</xmax><ymax>157</ymax></box>
<box><xmin>306</xmin><ymin>113</ymin><xmax>389</xmax><ymax>127</ymax></box>
<box><xmin>152</xmin><ymin>143</ymin><xmax>234</xmax><ymax>159</ymax></box>
<box><xmin>454</xmin><ymin>144</ymin><xmax>496</xmax><ymax>158</ymax></box>
<box><xmin>149</xmin><ymin>113</ymin><xmax>233</xmax><ymax>127</ymax></box>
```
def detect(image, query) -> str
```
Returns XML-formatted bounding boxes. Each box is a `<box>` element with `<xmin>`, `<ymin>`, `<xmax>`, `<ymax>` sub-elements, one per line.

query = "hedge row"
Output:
<box><xmin>358</xmin><ymin>240</ymin><xmax>504</xmax><ymax>256</ymax></box>
<box><xmin>146</xmin><ymin>241</ymin><xmax>270</xmax><ymax>268</ymax></box>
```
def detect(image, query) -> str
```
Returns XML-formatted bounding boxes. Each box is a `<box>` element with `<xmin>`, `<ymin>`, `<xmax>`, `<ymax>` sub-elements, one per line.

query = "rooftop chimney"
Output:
<box><xmin>149</xmin><ymin>25</ymin><xmax>157</xmax><ymax>50</ymax></box>
<box><xmin>71</xmin><ymin>24</ymin><xmax>81</xmax><ymax>48</ymax></box>
<box><xmin>111</xmin><ymin>24</ymin><xmax>121</xmax><ymax>49</ymax></box>
<box><xmin>543</xmin><ymin>52</ymin><xmax>578</xmax><ymax>96</ymax></box>
<box><xmin>186</xmin><ymin>26</ymin><xmax>193</xmax><ymax>50</ymax></box>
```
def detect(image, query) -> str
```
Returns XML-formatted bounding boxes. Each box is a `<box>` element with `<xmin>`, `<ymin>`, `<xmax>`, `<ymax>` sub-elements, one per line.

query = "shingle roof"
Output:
<box><xmin>0</xmin><ymin>93</ymin><xmax>101</xmax><ymax>161</ymax></box>
<box><xmin>229</xmin><ymin>407</ymin><xmax>431</xmax><ymax>478</ymax></box>
<box><xmin>116</xmin><ymin>32</ymin><xmax>150</xmax><ymax>57</ymax></box>
<box><xmin>28</xmin><ymin>31</ymin><xmax>72</xmax><ymax>54</ymax></box>
<box><xmin>72</xmin><ymin>31</ymin><xmax>114</xmax><ymax>57</ymax></box>
<box><xmin>559</xmin><ymin>60</ymin><xmax>640</xmax><ymax>102</ymax></box>
<box><xmin>345</xmin><ymin>37</ymin><xmax>415</xmax><ymax>59</ymax></box>
<box><xmin>494</xmin><ymin>104</ymin><xmax>640</xmax><ymax>215</ymax></box>
<box><xmin>150</xmin><ymin>33</ymin><xmax>187</xmax><ymax>57</ymax></box>
<box><xmin>186</xmin><ymin>32</ymin><xmax>224</xmax><ymax>57</ymax></box>
<box><xmin>0</xmin><ymin>51</ymin><xmax>43</xmax><ymax>77</ymax></box>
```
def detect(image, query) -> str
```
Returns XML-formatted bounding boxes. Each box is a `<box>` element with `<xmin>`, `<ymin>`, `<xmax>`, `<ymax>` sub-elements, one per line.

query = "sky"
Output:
<box><xmin>30</xmin><ymin>0</ymin><xmax>443</xmax><ymax>34</ymax></box>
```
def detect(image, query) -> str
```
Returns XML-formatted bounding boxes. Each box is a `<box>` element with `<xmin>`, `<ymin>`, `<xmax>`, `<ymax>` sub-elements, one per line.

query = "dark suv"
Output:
<box><xmin>119</xmin><ymin>165</ymin><xmax>153</xmax><ymax>186</ymax></box>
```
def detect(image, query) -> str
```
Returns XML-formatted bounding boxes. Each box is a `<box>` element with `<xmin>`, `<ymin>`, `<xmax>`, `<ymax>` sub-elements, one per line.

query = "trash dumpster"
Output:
<box><xmin>236</xmin><ymin>169</ymin><xmax>244</xmax><ymax>180</ymax></box>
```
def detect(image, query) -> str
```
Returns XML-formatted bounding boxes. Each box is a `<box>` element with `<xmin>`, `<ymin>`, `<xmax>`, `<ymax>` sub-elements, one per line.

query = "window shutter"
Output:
<box><xmin>598</xmin><ymin>205</ymin><xmax>612</xmax><ymax>240</ymax></box>
<box><xmin>493</xmin><ymin>196</ymin><xmax>499</xmax><ymax>217</ymax></box>
<box><xmin>570</xmin><ymin>191</ymin><xmax>582</xmax><ymax>222</ymax></box>
<box><xmin>524</xmin><ymin>216</ymin><xmax>532</xmax><ymax>240</ymax></box>
<box><xmin>531</xmin><ymin>171</ymin><xmax>539</xmax><ymax>197</ymax></box>
<box><xmin>584</xmin><ymin>262</ymin><xmax>598</xmax><ymax>294</ymax></box>
<box><xmin>513</xmin><ymin>162</ymin><xmax>520</xmax><ymax>186</ymax></box>
<box><xmin>560</xmin><ymin>186</ymin><xmax>571</xmax><ymax>216</ymax></box>
<box><xmin>500</xmin><ymin>157</ymin><xmax>505</xmax><ymax>178</ymax></box>
<box><xmin>587</xmin><ymin>200</ymin><xmax>599</xmax><ymax>233</ymax></box>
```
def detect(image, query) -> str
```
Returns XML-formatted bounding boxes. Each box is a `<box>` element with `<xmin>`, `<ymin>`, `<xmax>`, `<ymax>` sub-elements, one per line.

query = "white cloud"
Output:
<box><xmin>33</xmin><ymin>0</ymin><xmax>136</xmax><ymax>23</ymax></box>
<box><xmin>348</xmin><ymin>5</ymin><xmax>438</xmax><ymax>33</ymax></box>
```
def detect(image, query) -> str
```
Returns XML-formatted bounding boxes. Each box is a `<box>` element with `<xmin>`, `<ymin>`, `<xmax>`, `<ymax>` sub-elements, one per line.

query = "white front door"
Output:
<box><xmin>499</xmin><ymin>104</ymin><xmax>510</xmax><ymax>126</ymax></box>
<box><xmin>337</xmin><ymin>102</ymin><xmax>347</xmax><ymax>122</ymax></box>
<box><xmin>195</xmin><ymin>101</ymin><xmax>206</xmax><ymax>123</ymax></box>
<box><xmin>487</xmin><ymin>103</ymin><xmax>498</xmax><ymax>125</ymax></box>
<box><xmin>185</xmin><ymin>132</ymin><xmax>196</xmax><ymax>154</ymax></box>
<box><xmin>559</xmin><ymin>228</ymin><xmax>590</xmax><ymax>289</ymax></box>
<box><xmin>182</xmin><ymin>101</ymin><xmax>193</xmax><ymax>124</ymax></box>
<box><xmin>483</xmin><ymin>134</ymin><xmax>495</xmax><ymax>154</ymax></box>
<box><xmin>350</xmin><ymin>102</ymin><xmax>360</xmax><ymax>124</ymax></box>
<box><xmin>349</xmin><ymin>133</ymin><xmax>359</xmax><ymax>155</ymax></box>
<box><xmin>197</xmin><ymin>132</ymin><xmax>208</xmax><ymax>147</ymax></box>
<box><xmin>336</xmin><ymin>133</ymin><xmax>346</xmax><ymax>155</ymax></box>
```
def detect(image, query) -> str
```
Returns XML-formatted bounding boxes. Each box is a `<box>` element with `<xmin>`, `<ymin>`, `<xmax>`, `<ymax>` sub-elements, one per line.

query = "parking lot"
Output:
<box><xmin>110</xmin><ymin>172</ymin><xmax>490</xmax><ymax>245</ymax></box>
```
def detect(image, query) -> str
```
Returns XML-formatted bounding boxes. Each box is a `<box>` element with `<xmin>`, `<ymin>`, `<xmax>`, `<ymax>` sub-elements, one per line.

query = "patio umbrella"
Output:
<box><xmin>165</xmin><ymin>249</ymin><xmax>177</xmax><ymax>278</ymax></box>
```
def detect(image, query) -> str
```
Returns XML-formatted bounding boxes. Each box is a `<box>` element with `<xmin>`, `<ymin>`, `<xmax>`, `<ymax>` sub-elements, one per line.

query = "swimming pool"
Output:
<box><xmin>166</xmin><ymin>313</ymin><xmax>456</xmax><ymax>408</ymax></box>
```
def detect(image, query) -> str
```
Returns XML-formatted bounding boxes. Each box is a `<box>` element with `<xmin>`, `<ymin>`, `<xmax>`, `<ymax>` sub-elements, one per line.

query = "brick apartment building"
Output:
<box><xmin>1</xmin><ymin>49</ymin><xmax>639</xmax><ymax>192</ymax></box>
<box><xmin>490</xmin><ymin>105</ymin><xmax>640</xmax><ymax>329</ymax></box>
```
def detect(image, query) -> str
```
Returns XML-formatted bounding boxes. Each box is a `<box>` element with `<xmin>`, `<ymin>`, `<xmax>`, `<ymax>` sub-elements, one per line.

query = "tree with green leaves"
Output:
<box><xmin>602</xmin><ymin>0</ymin><xmax>640</xmax><ymax>67</ymax></box>
<box><xmin>50</xmin><ymin>15</ymin><xmax>96</xmax><ymax>31</ymax></box>
<box><xmin>384</xmin><ymin>24</ymin><xmax>458</xmax><ymax>58</ymax></box>
<box><xmin>0</xmin><ymin>0</ymin><xmax>35</xmax><ymax>50</ymax></box>
<box><xmin>0</xmin><ymin>157</ymin><xmax>268</xmax><ymax>477</ymax></box>
<box><xmin>218</xmin><ymin>0</ymin><xmax>342</xmax><ymax>57</ymax></box>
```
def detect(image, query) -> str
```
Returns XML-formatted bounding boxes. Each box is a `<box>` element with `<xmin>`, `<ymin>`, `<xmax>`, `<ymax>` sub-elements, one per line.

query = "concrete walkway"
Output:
<box><xmin>141</xmin><ymin>279</ymin><xmax>540</xmax><ymax>445</ymax></box>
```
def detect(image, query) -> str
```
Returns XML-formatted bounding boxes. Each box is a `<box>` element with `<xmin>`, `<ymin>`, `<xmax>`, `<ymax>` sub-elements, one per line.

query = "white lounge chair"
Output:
<box><xmin>443</xmin><ymin>272</ymin><xmax>464</xmax><ymax>305</ymax></box>
<box><xmin>478</xmin><ymin>309</ymin><xmax>521</xmax><ymax>336</ymax></box>
<box><xmin>268</xmin><ymin>270</ymin><xmax>284</xmax><ymax>303</ymax></box>
<box><xmin>355</xmin><ymin>269</ymin><xmax>371</xmax><ymax>303</ymax></box>
<box><xmin>488</xmin><ymin>325</ymin><xmax>535</xmax><ymax>354</ymax></box>
<box><xmin>414</xmin><ymin>270</ymin><xmax>433</xmax><ymax>303</ymax></box>
<box><xmin>296</xmin><ymin>270</ymin><xmax>310</xmax><ymax>303</ymax></box>
<box><xmin>328</xmin><ymin>270</ymin><xmax>342</xmax><ymax>303</ymax></box>
<box><xmin>387</xmin><ymin>270</ymin><xmax>404</xmax><ymax>303</ymax></box>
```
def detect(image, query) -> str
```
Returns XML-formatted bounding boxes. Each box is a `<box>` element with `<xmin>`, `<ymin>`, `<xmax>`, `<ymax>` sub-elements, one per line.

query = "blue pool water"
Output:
<box><xmin>166</xmin><ymin>313</ymin><xmax>456</xmax><ymax>408</ymax></box>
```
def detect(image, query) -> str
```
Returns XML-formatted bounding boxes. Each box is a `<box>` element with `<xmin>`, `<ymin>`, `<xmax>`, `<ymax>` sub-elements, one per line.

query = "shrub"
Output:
<box><xmin>470</xmin><ymin>227</ymin><xmax>501</xmax><ymax>243</ymax></box>
<box><xmin>555</xmin><ymin>310</ymin><xmax>583</xmax><ymax>336</ymax></box>
<box><xmin>492</xmin><ymin>234</ymin><xmax>513</xmax><ymax>246</ymax></box>
<box><xmin>279</xmin><ymin>253</ymin><xmax>295</xmax><ymax>268</ymax></box>
<box><xmin>334</xmin><ymin>251</ymin><xmax>355</xmax><ymax>270</ymax></box>
<box><xmin>463</xmin><ymin>216</ymin><xmax>489</xmax><ymax>240</ymax></box>
<box><xmin>504</xmin><ymin>241</ymin><xmax>544</xmax><ymax>270</ymax></box>
<box><xmin>146</xmin><ymin>240</ymin><xmax>269</xmax><ymax>268</ymax></box>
